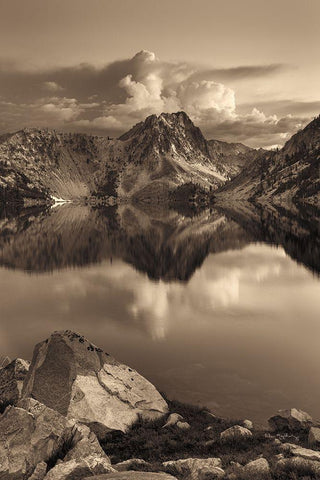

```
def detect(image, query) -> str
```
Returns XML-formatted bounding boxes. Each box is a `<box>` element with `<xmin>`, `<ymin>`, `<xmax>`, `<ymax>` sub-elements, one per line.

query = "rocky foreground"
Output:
<box><xmin>1</xmin><ymin>331</ymin><xmax>320</xmax><ymax>480</ymax></box>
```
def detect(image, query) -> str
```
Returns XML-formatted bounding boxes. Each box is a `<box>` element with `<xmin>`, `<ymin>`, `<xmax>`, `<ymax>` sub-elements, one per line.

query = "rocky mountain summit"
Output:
<box><xmin>1</xmin><ymin>331</ymin><xmax>320</xmax><ymax>480</ymax></box>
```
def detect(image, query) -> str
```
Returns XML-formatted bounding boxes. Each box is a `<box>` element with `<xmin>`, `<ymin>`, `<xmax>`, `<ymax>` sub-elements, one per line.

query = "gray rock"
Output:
<box><xmin>64</xmin><ymin>423</ymin><xmax>110</xmax><ymax>463</ymax></box>
<box><xmin>276</xmin><ymin>457</ymin><xmax>320</xmax><ymax>476</ymax></box>
<box><xmin>242</xmin><ymin>419</ymin><xmax>253</xmax><ymax>430</ymax></box>
<box><xmin>23</xmin><ymin>331</ymin><xmax>168</xmax><ymax>438</ymax></box>
<box><xmin>0</xmin><ymin>356</ymin><xmax>11</xmax><ymax>369</ymax></box>
<box><xmin>280</xmin><ymin>443</ymin><xmax>320</xmax><ymax>461</ymax></box>
<box><xmin>242</xmin><ymin>458</ymin><xmax>270</xmax><ymax>477</ymax></box>
<box><xmin>114</xmin><ymin>459</ymin><xmax>150</xmax><ymax>472</ymax></box>
<box><xmin>309</xmin><ymin>426</ymin><xmax>320</xmax><ymax>447</ymax></box>
<box><xmin>176</xmin><ymin>421</ymin><xmax>191</xmax><ymax>430</ymax></box>
<box><xmin>83</xmin><ymin>473</ymin><xmax>178</xmax><ymax>480</ymax></box>
<box><xmin>163</xmin><ymin>458</ymin><xmax>222</xmax><ymax>480</ymax></box>
<box><xmin>0</xmin><ymin>358</ymin><xmax>30</xmax><ymax>409</ymax></box>
<box><xmin>27</xmin><ymin>462</ymin><xmax>47</xmax><ymax>480</ymax></box>
<box><xmin>220</xmin><ymin>425</ymin><xmax>253</xmax><ymax>443</ymax></box>
<box><xmin>162</xmin><ymin>413</ymin><xmax>183</xmax><ymax>428</ymax></box>
<box><xmin>43</xmin><ymin>456</ymin><xmax>115</xmax><ymax>480</ymax></box>
<box><xmin>0</xmin><ymin>398</ymin><xmax>74</xmax><ymax>480</ymax></box>
<box><xmin>268</xmin><ymin>408</ymin><xmax>313</xmax><ymax>432</ymax></box>
<box><xmin>197</xmin><ymin>467</ymin><xmax>225</xmax><ymax>479</ymax></box>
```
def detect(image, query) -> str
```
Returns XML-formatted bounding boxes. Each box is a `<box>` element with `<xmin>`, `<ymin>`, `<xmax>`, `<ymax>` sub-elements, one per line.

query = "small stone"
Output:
<box><xmin>176</xmin><ymin>421</ymin><xmax>191</xmax><ymax>430</ymax></box>
<box><xmin>162</xmin><ymin>413</ymin><xmax>183</xmax><ymax>428</ymax></box>
<box><xmin>242</xmin><ymin>419</ymin><xmax>253</xmax><ymax>430</ymax></box>
<box><xmin>220</xmin><ymin>425</ymin><xmax>253</xmax><ymax>443</ymax></box>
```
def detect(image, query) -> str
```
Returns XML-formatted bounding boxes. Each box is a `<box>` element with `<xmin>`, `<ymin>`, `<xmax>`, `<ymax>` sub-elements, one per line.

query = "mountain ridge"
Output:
<box><xmin>0</xmin><ymin>113</ymin><xmax>255</xmax><ymax>205</ymax></box>
<box><xmin>1</xmin><ymin>112</ymin><xmax>319</xmax><ymax>206</ymax></box>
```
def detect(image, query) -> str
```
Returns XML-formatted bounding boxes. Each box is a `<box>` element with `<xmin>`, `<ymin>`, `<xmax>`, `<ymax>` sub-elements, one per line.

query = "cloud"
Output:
<box><xmin>42</xmin><ymin>81</ymin><xmax>64</xmax><ymax>92</ymax></box>
<box><xmin>188</xmin><ymin>64</ymin><xmax>292</xmax><ymax>83</ymax></box>
<box><xmin>0</xmin><ymin>50</ymin><xmax>314</xmax><ymax>147</ymax></box>
<box><xmin>39</xmin><ymin>97</ymin><xmax>83</xmax><ymax>122</ymax></box>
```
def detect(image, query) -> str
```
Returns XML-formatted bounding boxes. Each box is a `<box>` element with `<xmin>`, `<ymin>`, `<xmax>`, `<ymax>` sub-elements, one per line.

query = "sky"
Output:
<box><xmin>0</xmin><ymin>0</ymin><xmax>319</xmax><ymax>147</ymax></box>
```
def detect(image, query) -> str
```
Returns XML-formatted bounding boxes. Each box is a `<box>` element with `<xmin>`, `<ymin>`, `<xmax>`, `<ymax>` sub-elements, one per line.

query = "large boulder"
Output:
<box><xmin>0</xmin><ymin>358</ymin><xmax>30</xmax><ymax>410</ymax></box>
<box><xmin>268</xmin><ymin>408</ymin><xmax>312</xmax><ymax>432</ymax></box>
<box><xmin>0</xmin><ymin>398</ymin><xmax>74</xmax><ymax>480</ymax></box>
<box><xmin>163</xmin><ymin>458</ymin><xmax>223</xmax><ymax>480</ymax></box>
<box><xmin>220</xmin><ymin>425</ymin><xmax>252</xmax><ymax>443</ymax></box>
<box><xmin>22</xmin><ymin>331</ymin><xmax>168</xmax><ymax>438</ymax></box>
<box><xmin>309</xmin><ymin>427</ymin><xmax>320</xmax><ymax>447</ymax></box>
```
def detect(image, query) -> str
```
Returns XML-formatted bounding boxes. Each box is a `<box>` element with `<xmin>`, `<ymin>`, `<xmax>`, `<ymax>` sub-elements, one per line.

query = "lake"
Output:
<box><xmin>0</xmin><ymin>201</ymin><xmax>319</xmax><ymax>425</ymax></box>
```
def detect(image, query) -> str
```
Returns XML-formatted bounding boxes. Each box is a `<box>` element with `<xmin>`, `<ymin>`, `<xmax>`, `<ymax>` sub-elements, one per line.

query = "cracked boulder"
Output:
<box><xmin>22</xmin><ymin>331</ymin><xmax>168</xmax><ymax>438</ymax></box>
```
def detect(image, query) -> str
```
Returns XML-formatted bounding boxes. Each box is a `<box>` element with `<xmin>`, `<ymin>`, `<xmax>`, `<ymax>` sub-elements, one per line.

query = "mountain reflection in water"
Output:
<box><xmin>0</xmin><ymin>202</ymin><xmax>319</xmax><ymax>424</ymax></box>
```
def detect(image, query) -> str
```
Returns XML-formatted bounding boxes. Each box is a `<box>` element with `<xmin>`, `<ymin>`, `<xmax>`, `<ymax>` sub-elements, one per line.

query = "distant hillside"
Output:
<box><xmin>217</xmin><ymin>115</ymin><xmax>320</xmax><ymax>205</ymax></box>
<box><xmin>0</xmin><ymin>112</ymin><xmax>255</xmax><ymax>205</ymax></box>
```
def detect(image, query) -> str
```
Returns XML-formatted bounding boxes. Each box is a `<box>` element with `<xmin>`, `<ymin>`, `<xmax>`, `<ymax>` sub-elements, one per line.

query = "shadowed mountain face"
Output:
<box><xmin>0</xmin><ymin>202</ymin><xmax>319</xmax><ymax>278</ymax></box>
<box><xmin>218</xmin><ymin>116</ymin><xmax>320</xmax><ymax>205</ymax></box>
<box><xmin>207</xmin><ymin>139</ymin><xmax>260</xmax><ymax>179</ymax></box>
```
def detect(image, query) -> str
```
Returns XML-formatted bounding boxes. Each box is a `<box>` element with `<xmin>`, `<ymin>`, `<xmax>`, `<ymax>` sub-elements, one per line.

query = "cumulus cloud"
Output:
<box><xmin>0</xmin><ymin>50</ymin><xmax>314</xmax><ymax>147</ymax></box>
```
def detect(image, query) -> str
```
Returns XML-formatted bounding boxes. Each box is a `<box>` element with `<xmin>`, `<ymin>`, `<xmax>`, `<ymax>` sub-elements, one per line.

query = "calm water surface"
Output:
<box><xmin>0</xmin><ymin>202</ymin><xmax>319</xmax><ymax>424</ymax></box>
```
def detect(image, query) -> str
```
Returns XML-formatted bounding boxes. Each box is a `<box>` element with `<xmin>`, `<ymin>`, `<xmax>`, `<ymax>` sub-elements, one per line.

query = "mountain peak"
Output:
<box><xmin>119</xmin><ymin>111</ymin><xmax>196</xmax><ymax>141</ymax></box>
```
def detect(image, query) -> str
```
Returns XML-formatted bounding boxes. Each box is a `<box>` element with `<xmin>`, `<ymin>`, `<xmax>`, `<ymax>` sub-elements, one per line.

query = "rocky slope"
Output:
<box><xmin>0</xmin><ymin>113</ymin><xmax>255</xmax><ymax>205</ymax></box>
<box><xmin>217</xmin><ymin>115</ymin><xmax>320</xmax><ymax>205</ymax></box>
